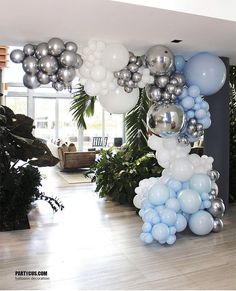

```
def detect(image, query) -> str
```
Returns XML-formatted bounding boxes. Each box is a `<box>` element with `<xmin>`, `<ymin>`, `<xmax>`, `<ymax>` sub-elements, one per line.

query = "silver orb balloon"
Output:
<box><xmin>23</xmin><ymin>44</ymin><xmax>35</xmax><ymax>56</ymax></box>
<box><xmin>50</xmin><ymin>74</ymin><xmax>58</xmax><ymax>83</ymax></box>
<box><xmin>52</xmin><ymin>81</ymin><xmax>64</xmax><ymax>91</ymax></box>
<box><xmin>37</xmin><ymin>71</ymin><xmax>50</xmax><ymax>84</ymax></box>
<box><xmin>172</xmin><ymin>73</ymin><xmax>185</xmax><ymax>86</ymax></box>
<box><xmin>114</xmin><ymin>71</ymin><xmax>121</xmax><ymax>78</ymax></box>
<box><xmin>155</xmin><ymin>75</ymin><xmax>169</xmax><ymax>88</ymax></box>
<box><xmin>162</xmin><ymin>91</ymin><xmax>171</xmax><ymax>101</ymax></box>
<box><xmin>189</xmin><ymin>118</ymin><xmax>197</xmax><ymax>125</ymax></box>
<box><xmin>129</xmin><ymin>55</ymin><xmax>137</xmax><ymax>63</ymax></box>
<box><xmin>208</xmin><ymin>170</ymin><xmax>220</xmax><ymax>181</ymax></box>
<box><xmin>59</xmin><ymin>50</ymin><xmax>77</xmax><ymax>67</ymax></box>
<box><xmin>117</xmin><ymin>78</ymin><xmax>125</xmax><ymax>86</ymax></box>
<box><xmin>39</xmin><ymin>56</ymin><xmax>58</xmax><ymax>75</ymax></box>
<box><xmin>119</xmin><ymin>69</ymin><xmax>131</xmax><ymax>81</ymax></box>
<box><xmin>145</xmin><ymin>45</ymin><xmax>174</xmax><ymax>76</ymax></box>
<box><xmin>177</xmin><ymin>135</ymin><xmax>190</xmax><ymax>146</ymax></box>
<box><xmin>10</xmin><ymin>49</ymin><xmax>25</xmax><ymax>63</ymax></box>
<box><xmin>174</xmin><ymin>86</ymin><xmax>183</xmax><ymax>96</ymax></box>
<box><xmin>124</xmin><ymin>86</ymin><xmax>132</xmax><ymax>93</ymax></box>
<box><xmin>208</xmin><ymin>198</ymin><xmax>225</xmax><ymax>218</ymax></box>
<box><xmin>212</xmin><ymin>218</ymin><xmax>224</xmax><ymax>233</ymax></box>
<box><xmin>65</xmin><ymin>41</ymin><xmax>78</xmax><ymax>52</ymax></box>
<box><xmin>22</xmin><ymin>56</ymin><xmax>38</xmax><ymax>75</ymax></box>
<box><xmin>166</xmin><ymin>83</ymin><xmax>176</xmax><ymax>94</ymax></box>
<box><xmin>35</xmin><ymin>43</ymin><xmax>48</xmax><ymax>59</ymax></box>
<box><xmin>209</xmin><ymin>193</ymin><xmax>217</xmax><ymax>200</ymax></box>
<box><xmin>74</xmin><ymin>54</ymin><xmax>83</xmax><ymax>69</ymax></box>
<box><xmin>58</xmin><ymin>67</ymin><xmax>76</xmax><ymax>83</ymax></box>
<box><xmin>132</xmin><ymin>72</ymin><xmax>142</xmax><ymax>82</ymax></box>
<box><xmin>23</xmin><ymin>74</ymin><xmax>40</xmax><ymax>89</ymax></box>
<box><xmin>48</xmin><ymin>37</ymin><xmax>65</xmax><ymax>56</ymax></box>
<box><xmin>169</xmin><ymin>78</ymin><xmax>178</xmax><ymax>86</ymax></box>
<box><xmin>125</xmin><ymin>80</ymin><xmax>135</xmax><ymax>89</ymax></box>
<box><xmin>147</xmin><ymin>103</ymin><xmax>185</xmax><ymax>137</ymax></box>
<box><xmin>149</xmin><ymin>87</ymin><xmax>162</xmax><ymax>101</ymax></box>
<box><xmin>128</xmin><ymin>63</ymin><xmax>139</xmax><ymax>73</ymax></box>
<box><xmin>196</xmin><ymin>123</ymin><xmax>204</xmax><ymax>131</ymax></box>
<box><xmin>136</xmin><ymin>57</ymin><xmax>143</xmax><ymax>67</ymax></box>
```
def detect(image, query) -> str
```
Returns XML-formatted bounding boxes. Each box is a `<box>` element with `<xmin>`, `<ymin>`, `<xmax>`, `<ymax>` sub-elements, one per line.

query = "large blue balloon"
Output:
<box><xmin>189</xmin><ymin>210</ymin><xmax>214</xmax><ymax>235</ymax></box>
<box><xmin>184</xmin><ymin>52</ymin><xmax>226</xmax><ymax>95</ymax></box>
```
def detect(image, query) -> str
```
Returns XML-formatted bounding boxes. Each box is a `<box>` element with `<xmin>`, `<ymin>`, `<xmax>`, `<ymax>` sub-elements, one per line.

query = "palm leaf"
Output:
<box><xmin>125</xmin><ymin>88</ymin><xmax>150</xmax><ymax>150</ymax></box>
<box><xmin>70</xmin><ymin>84</ymin><xmax>97</xmax><ymax>129</ymax></box>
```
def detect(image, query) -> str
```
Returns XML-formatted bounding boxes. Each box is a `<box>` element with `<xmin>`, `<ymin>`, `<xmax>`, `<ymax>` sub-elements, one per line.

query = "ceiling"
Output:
<box><xmin>1</xmin><ymin>0</ymin><xmax>236</xmax><ymax>63</ymax></box>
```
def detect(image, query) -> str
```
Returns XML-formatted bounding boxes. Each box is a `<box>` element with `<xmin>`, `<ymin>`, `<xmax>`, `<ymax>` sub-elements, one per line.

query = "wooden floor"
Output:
<box><xmin>0</xmin><ymin>167</ymin><xmax>236</xmax><ymax>290</ymax></box>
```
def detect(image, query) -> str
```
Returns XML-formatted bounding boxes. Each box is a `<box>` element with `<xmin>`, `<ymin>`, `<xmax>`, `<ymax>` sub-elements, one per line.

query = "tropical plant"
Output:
<box><xmin>86</xmin><ymin>145</ymin><xmax>162</xmax><ymax>205</ymax></box>
<box><xmin>0</xmin><ymin>105</ymin><xmax>64</xmax><ymax>231</ymax></box>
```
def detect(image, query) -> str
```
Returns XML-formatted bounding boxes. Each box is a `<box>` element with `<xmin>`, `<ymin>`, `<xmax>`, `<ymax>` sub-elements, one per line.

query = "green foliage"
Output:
<box><xmin>125</xmin><ymin>88</ymin><xmax>150</xmax><ymax>150</ymax></box>
<box><xmin>87</xmin><ymin>146</ymin><xmax>162</xmax><ymax>205</ymax></box>
<box><xmin>229</xmin><ymin>66</ymin><xmax>236</xmax><ymax>201</ymax></box>
<box><xmin>0</xmin><ymin>106</ymin><xmax>63</xmax><ymax>230</ymax></box>
<box><xmin>70</xmin><ymin>84</ymin><xmax>96</xmax><ymax>129</ymax></box>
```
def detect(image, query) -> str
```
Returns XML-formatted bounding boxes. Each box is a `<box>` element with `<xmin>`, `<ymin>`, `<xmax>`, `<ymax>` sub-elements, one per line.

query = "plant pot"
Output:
<box><xmin>0</xmin><ymin>215</ymin><xmax>30</xmax><ymax>231</ymax></box>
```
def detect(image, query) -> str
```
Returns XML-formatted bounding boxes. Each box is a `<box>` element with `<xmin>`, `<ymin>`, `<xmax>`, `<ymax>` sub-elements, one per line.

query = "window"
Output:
<box><xmin>5</xmin><ymin>96</ymin><xmax>27</xmax><ymax>115</ymax></box>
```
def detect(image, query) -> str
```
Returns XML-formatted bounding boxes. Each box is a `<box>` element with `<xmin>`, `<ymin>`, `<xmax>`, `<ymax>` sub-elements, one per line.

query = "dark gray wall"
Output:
<box><xmin>204</xmin><ymin>57</ymin><xmax>230</xmax><ymax>208</ymax></box>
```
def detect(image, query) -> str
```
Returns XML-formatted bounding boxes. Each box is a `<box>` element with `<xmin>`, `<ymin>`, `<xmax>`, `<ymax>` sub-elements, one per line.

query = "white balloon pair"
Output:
<box><xmin>148</xmin><ymin>134</ymin><xmax>214</xmax><ymax>182</ymax></box>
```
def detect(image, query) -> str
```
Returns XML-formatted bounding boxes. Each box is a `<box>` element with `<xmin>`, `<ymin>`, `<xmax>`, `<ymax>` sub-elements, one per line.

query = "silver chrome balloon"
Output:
<box><xmin>59</xmin><ymin>50</ymin><xmax>77</xmax><ymax>67</ymax></box>
<box><xmin>10</xmin><ymin>49</ymin><xmax>25</xmax><ymax>63</ymax></box>
<box><xmin>39</xmin><ymin>55</ymin><xmax>58</xmax><ymax>75</ymax></box>
<box><xmin>50</xmin><ymin>74</ymin><xmax>58</xmax><ymax>83</ymax></box>
<box><xmin>187</xmin><ymin>124</ymin><xmax>196</xmax><ymax>134</ymax></box>
<box><xmin>196</xmin><ymin>123</ymin><xmax>204</xmax><ymax>131</ymax></box>
<box><xmin>155</xmin><ymin>75</ymin><xmax>169</xmax><ymax>88</ymax></box>
<box><xmin>124</xmin><ymin>86</ymin><xmax>132</xmax><ymax>93</ymax></box>
<box><xmin>65</xmin><ymin>41</ymin><xmax>78</xmax><ymax>52</ymax></box>
<box><xmin>189</xmin><ymin>118</ymin><xmax>197</xmax><ymax>125</ymax></box>
<box><xmin>208</xmin><ymin>170</ymin><xmax>220</xmax><ymax>181</ymax></box>
<box><xmin>22</xmin><ymin>56</ymin><xmax>38</xmax><ymax>75</ymax></box>
<box><xmin>172</xmin><ymin>73</ymin><xmax>185</xmax><ymax>86</ymax></box>
<box><xmin>150</xmin><ymin>87</ymin><xmax>162</xmax><ymax>101</ymax></box>
<box><xmin>129</xmin><ymin>55</ymin><xmax>137</xmax><ymax>63</ymax></box>
<box><xmin>136</xmin><ymin>57</ymin><xmax>143</xmax><ymax>67</ymax></box>
<box><xmin>48</xmin><ymin>37</ymin><xmax>65</xmax><ymax>56</ymax></box>
<box><xmin>174</xmin><ymin>86</ymin><xmax>183</xmax><ymax>96</ymax></box>
<box><xmin>58</xmin><ymin>67</ymin><xmax>76</xmax><ymax>83</ymax></box>
<box><xmin>169</xmin><ymin>78</ymin><xmax>178</xmax><ymax>86</ymax></box>
<box><xmin>37</xmin><ymin>71</ymin><xmax>50</xmax><ymax>84</ymax></box>
<box><xmin>177</xmin><ymin>135</ymin><xmax>190</xmax><ymax>146</ymax></box>
<box><xmin>125</xmin><ymin>79</ymin><xmax>135</xmax><ymax>88</ymax></box>
<box><xmin>52</xmin><ymin>81</ymin><xmax>64</xmax><ymax>91</ymax></box>
<box><xmin>212</xmin><ymin>218</ymin><xmax>224</xmax><ymax>232</ymax></box>
<box><xmin>127</xmin><ymin>63</ymin><xmax>139</xmax><ymax>73</ymax></box>
<box><xmin>114</xmin><ymin>71</ymin><xmax>121</xmax><ymax>78</ymax></box>
<box><xmin>208</xmin><ymin>198</ymin><xmax>225</xmax><ymax>218</ymax></box>
<box><xmin>23</xmin><ymin>74</ymin><xmax>40</xmax><ymax>89</ymax></box>
<box><xmin>162</xmin><ymin>91</ymin><xmax>171</xmax><ymax>101</ymax></box>
<box><xmin>147</xmin><ymin>103</ymin><xmax>185</xmax><ymax>137</ymax></box>
<box><xmin>117</xmin><ymin>78</ymin><xmax>125</xmax><ymax>86</ymax></box>
<box><xmin>209</xmin><ymin>189</ymin><xmax>217</xmax><ymax>197</ymax></box>
<box><xmin>119</xmin><ymin>69</ymin><xmax>131</xmax><ymax>81</ymax></box>
<box><xmin>23</xmin><ymin>44</ymin><xmax>35</xmax><ymax>56</ymax></box>
<box><xmin>132</xmin><ymin>72</ymin><xmax>142</xmax><ymax>82</ymax></box>
<box><xmin>209</xmin><ymin>193</ymin><xmax>217</xmax><ymax>200</ymax></box>
<box><xmin>166</xmin><ymin>83</ymin><xmax>176</xmax><ymax>94</ymax></box>
<box><xmin>74</xmin><ymin>54</ymin><xmax>83</xmax><ymax>69</ymax></box>
<box><xmin>145</xmin><ymin>45</ymin><xmax>174</xmax><ymax>76</ymax></box>
<box><xmin>35</xmin><ymin>43</ymin><xmax>48</xmax><ymax>59</ymax></box>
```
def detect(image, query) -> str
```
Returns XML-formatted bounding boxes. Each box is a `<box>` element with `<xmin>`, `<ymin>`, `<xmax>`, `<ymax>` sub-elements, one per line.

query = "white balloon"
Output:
<box><xmin>169</xmin><ymin>157</ymin><xmax>194</xmax><ymax>181</ymax></box>
<box><xmin>98</xmin><ymin>87</ymin><xmax>139</xmax><ymax>114</ymax></box>
<box><xmin>188</xmin><ymin>154</ymin><xmax>201</xmax><ymax>167</ymax></box>
<box><xmin>101</xmin><ymin>43</ymin><xmax>129</xmax><ymax>72</ymax></box>
<box><xmin>163</xmin><ymin>138</ymin><xmax>177</xmax><ymax>150</ymax></box>
<box><xmin>147</xmin><ymin>135</ymin><xmax>163</xmax><ymax>151</ymax></box>
<box><xmin>90</xmin><ymin>65</ymin><xmax>107</xmax><ymax>81</ymax></box>
<box><xmin>79</xmin><ymin>65</ymin><xmax>91</xmax><ymax>78</ymax></box>
<box><xmin>84</xmin><ymin>80</ymin><xmax>101</xmax><ymax>96</ymax></box>
<box><xmin>133</xmin><ymin>195</ymin><xmax>143</xmax><ymax>209</ymax></box>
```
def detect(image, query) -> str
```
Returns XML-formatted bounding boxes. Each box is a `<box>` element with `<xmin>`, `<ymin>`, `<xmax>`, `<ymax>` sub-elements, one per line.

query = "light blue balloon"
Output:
<box><xmin>200</xmin><ymin>101</ymin><xmax>210</xmax><ymax>111</ymax></box>
<box><xmin>201</xmin><ymin>192</ymin><xmax>209</xmax><ymax>200</ymax></box>
<box><xmin>148</xmin><ymin>183</ymin><xmax>170</xmax><ymax>205</ymax></box>
<box><xmin>184</xmin><ymin>52</ymin><xmax>226</xmax><ymax>96</ymax></box>
<box><xmin>186</xmin><ymin>110</ymin><xmax>195</xmax><ymax>119</ymax></box>
<box><xmin>169</xmin><ymin>226</ymin><xmax>177</xmax><ymax>235</ymax></box>
<box><xmin>152</xmin><ymin>223</ymin><xmax>169</xmax><ymax>242</ymax></box>
<box><xmin>139</xmin><ymin>209</ymin><xmax>145</xmax><ymax>217</ymax></box>
<box><xmin>178</xmin><ymin>189</ymin><xmax>201</xmax><ymax>214</ymax></box>
<box><xmin>169</xmin><ymin>189</ymin><xmax>177</xmax><ymax>198</ymax></box>
<box><xmin>189</xmin><ymin>210</ymin><xmax>214</xmax><ymax>235</ymax></box>
<box><xmin>160</xmin><ymin>208</ymin><xmax>177</xmax><ymax>226</ymax></box>
<box><xmin>155</xmin><ymin>205</ymin><xmax>165</xmax><ymax>215</ymax></box>
<box><xmin>143</xmin><ymin>208</ymin><xmax>158</xmax><ymax>224</ymax></box>
<box><xmin>182</xmin><ymin>212</ymin><xmax>190</xmax><ymax>221</ymax></box>
<box><xmin>142</xmin><ymin>222</ymin><xmax>152</xmax><ymax>233</ymax></box>
<box><xmin>195</xmin><ymin>109</ymin><xmax>207</xmax><ymax>119</ymax></box>
<box><xmin>178</xmin><ymin>87</ymin><xmax>188</xmax><ymax>99</ymax></box>
<box><xmin>189</xmin><ymin>174</ymin><xmax>212</xmax><ymax>193</ymax></box>
<box><xmin>193</xmin><ymin>103</ymin><xmax>201</xmax><ymax>111</ymax></box>
<box><xmin>195</xmin><ymin>96</ymin><xmax>203</xmax><ymax>104</ymax></box>
<box><xmin>203</xmin><ymin>200</ymin><xmax>211</xmax><ymax>209</ymax></box>
<box><xmin>200</xmin><ymin>202</ymin><xmax>205</xmax><ymax>210</ymax></box>
<box><xmin>141</xmin><ymin>198</ymin><xmax>153</xmax><ymax>209</ymax></box>
<box><xmin>168</xmin><ymin>180</ymin><xmax>182</xmax><ymax>192</ymax></box>
<box><xmin>143</xmin><ymin>233</ymin><xmax>154</xmax><ymax>244</ymax></box>
<box><xmin>199</xmin><ymin>117</ymin><xmax>211</xmax><ymax>129</ymax></box>
<box><xmin>165</xmin><ymin>198</ymin><xmax>180</xmax><ymax>212</ymax></box>
<box><xmin>175</xmin><ymin>213</ymin><xmax>187</xmax><ymax>232</ymax></box>
<box><xmin>181</xmin><ymin>96</ymin><xmax>195</xmax><ymax>109</ymax></box>
<box><xmin>188</xmin><ymin>85</ymin><xmax>200</xmax><ymax>98</ymax></box>
<box><xmin>175</xmin><ymin>55</ymin><xmax>185</xmax><ymax>72</ymax></box>
<box><xmin>166</xmin><ymin>234</ymin><xmax>176</xmax><ymax>245</ymax></box>
<box><xmin>182</xmin><ymin>181</ymin><xmax>189</xmax><ymax>190</ymax></box>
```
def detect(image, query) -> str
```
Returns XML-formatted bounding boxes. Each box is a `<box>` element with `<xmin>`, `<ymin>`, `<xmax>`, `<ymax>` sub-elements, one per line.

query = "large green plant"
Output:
<box><xmin>0</xmin><ymin>106</ymin><xmax>64</xmax><ymax>230</ymax></box>
<box><xmin>87</xmin><ymin>146</ymin><xmax>162</xmax><ymax>205</ymax></box>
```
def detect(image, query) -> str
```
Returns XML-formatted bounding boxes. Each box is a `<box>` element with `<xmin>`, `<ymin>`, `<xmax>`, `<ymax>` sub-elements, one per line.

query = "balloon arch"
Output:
<box><xmin>10</xmin><ymin>38</ymin><xmax>227</xmax><ymax>246</ymax></box>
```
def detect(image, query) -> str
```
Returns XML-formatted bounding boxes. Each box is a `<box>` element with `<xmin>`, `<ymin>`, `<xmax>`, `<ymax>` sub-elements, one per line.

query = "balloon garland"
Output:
<box><xmin>10</xmin><ymin>40</ymin><xmax>227</xmax><ymax>245</ymax></box>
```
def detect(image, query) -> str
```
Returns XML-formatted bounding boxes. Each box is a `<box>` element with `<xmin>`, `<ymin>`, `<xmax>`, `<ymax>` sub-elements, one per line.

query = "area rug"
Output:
<box><xmin>57</xmin><ymin>170</ymin><xmax>93</xmax><ymax>184</ymax></box>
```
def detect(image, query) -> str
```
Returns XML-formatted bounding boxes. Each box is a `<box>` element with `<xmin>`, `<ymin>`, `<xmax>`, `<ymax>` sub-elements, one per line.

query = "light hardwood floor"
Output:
<box><xmin>0</xmin><ymin>167</ymin><xmax>236</xmax><ymax>290</ymax></box>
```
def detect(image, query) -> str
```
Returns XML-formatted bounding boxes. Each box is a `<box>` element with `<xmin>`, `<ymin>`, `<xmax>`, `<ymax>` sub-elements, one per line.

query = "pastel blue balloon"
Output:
<box><xmin>148</xmin><ymin>183</ymin><xmax>170</xmax><ymax>205</ymax></box>
<box><xmin>142</xmin><ymin>222</ymin><xmax>152</xmax><ymax>233</ymax></box>
<box><xmin>155</xmin><ymin>205</ymin><xmax>165</xmax><ymax>215</ymax></box>
<box><xmin>203</xmin><ymin>200</ymin><xmax>211</xmax><ymax>209</ymax></box>
<box><xmin>199</xmin><ymin>117</ymin><xmax>211</xmax><ymax>129</ymax></box>
<box><xmin>175</xmin><ymin>213</ymin><xmax>187</xmax><ymax>232</ymax></box>
<box><xmin>200</xmin><ymin>202</ymin><xmax>205</xmax><ymax>210</ymax></box>
<box><xmin>193</xmin><ymin>103</ymin><xmax>201</xmax><ymax>110</ymax></box>
<box><xmin>189</xmin><ymin>210</ymin><xmax>214</xmax><ymax>235</ymax></box>
<box><xmin>166</xmin><ymin>234</ymin><xmax>176</xmax><ymax>245</ymax></box>
<box><xmin>169</xmin><ymin>189</ymin><xmax>177</xmax><ymax>198</ymax></box>
<box><xmin>195</xmin><ymin>109</ymin><xmax>207</xmax><ymax>119</ymax></box>
<box><xmin>182</xmin><ymin>181</ymin><xmax>189</xmax><ymax>189</ymax></box>
<box><xmin>200</xmin><ymin>101</ymin><xmax>209</xmax><ymax>111</ymax></box>
<box><xmin>143</xmin><ymin>233</ymin><xmax>154</xmax><ymax>244</ymax></box>
<box><xmin>165</xmin><ymin>198</ymin><xmax>180</xmax><ymax>212</ymax></box>
<box><xmin>186</xmin><ymin>110</ymin><xmax>195</xmax><ymax>119</ymax></box>
<box><xmin>139</xmin><ymin>209</ymin><xmax>145</xmax><ymax>217</ymax></box>
<box><xmin>195</xmin><ymin>96</ymin><xmax>203</xmax><ymax>103</ymax></box>
<box><xmin>160</xmin><ymin>208</ymin><xmax>177</xmax><ymax>226</ymax></box>
<box><xmin>140</xmin><ymin>232</ymin><xmax>146</xmax><ymax>241</ymax></box>
<box><xmin>151</xmin><ymin>214</ymin><xmax>161</xmax><ymax>224</ymax></box>
<box><xmin>175</xmin><ymin>55</ymin><xmax>185</xmax><ymax>72</ymax></box>
<box><xmin>181</xmin><ymin>96</ymin><xmax>195</xmax><ymax>109</ymax></box>
<box><xmin>152</xmin><ymin>223</ymin><xmax>169</xmax><ymax>242</ymax></box>
<box><xmin>182</xmin><ymin>212</ymin><xmax>190</xmax><ymax>221</ymax></box>
<box><xmin>188</xmin><ymin>85</ymin><xmax>200</xmax><ymax>98</ymax></box>
<box><xmin>179</xmin><ymin>87</ymin><xmax>188</xmax><ymax>99</ymax></box>
<box><xmin>141</xmin><ymin>199</ymin><xmax>153</xmax><ymax>209</ymax></box>
<box><xmin>184</xmin><ymin>52</ymin><xmax>226</xmax><ymax>95</ymax></box>
<box><xmin>201</xmin><ymin>192</ymin><xmax>209</xmax><ymax>200</ymax></box>
<box><xmin>143</xmin><ymin>209</ymin><xmax>158</xmax><ymax>224</ymax></box>
<box><xmin>178</xmin><ymin>189</ymin><xmax>201</xmax><ymax>214</ymax></box>
<box><xmin>169</xmin><ymin>226</ymin><xmax>177</xmax><ymax>235</ymax></box>
<box><xmin>168</xmin><ymin>180</ymin><xmax>182</xmax><ymax>192</ymax></box>
<box><xmin>189</xmin><ymin>174</ymin><xmax>212</xmax><ymax>193</ymax></box>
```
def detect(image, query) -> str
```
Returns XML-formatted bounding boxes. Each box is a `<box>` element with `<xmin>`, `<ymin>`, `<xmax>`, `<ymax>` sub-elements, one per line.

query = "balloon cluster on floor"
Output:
<box><xmin>10</xmin><ymin>38</ymin><xmax>83</xmax><ymax>92</ymax></box>
<box><xmin>132</xmin><ymin>45</ymin><xmax>226</xmax><ymax>245</ymax></box>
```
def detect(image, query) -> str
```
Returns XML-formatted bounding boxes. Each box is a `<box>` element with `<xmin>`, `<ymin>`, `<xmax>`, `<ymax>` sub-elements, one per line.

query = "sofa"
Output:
<box><xmin>47</xmin><ymin>141</ymin><xmax>96</xmax><ymax>171</ymax></box>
